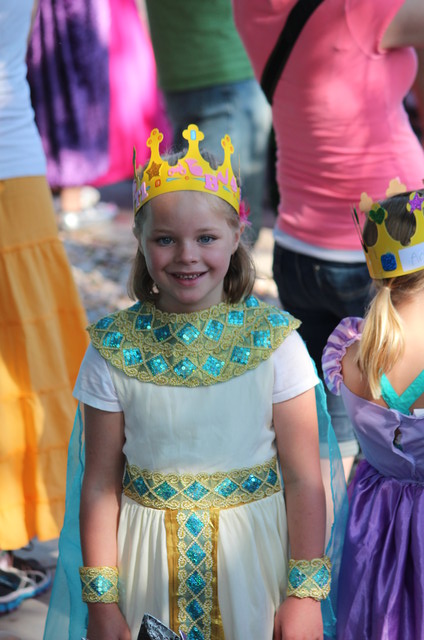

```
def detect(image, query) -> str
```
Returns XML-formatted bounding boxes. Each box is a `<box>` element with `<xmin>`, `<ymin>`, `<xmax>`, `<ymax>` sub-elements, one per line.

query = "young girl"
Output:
<box><xmin>322</xmin><ymin>184</ymin><xmax>424</xmax><ymax>639</ymax></box>
<box><xmin>44</xmin><ymin>125</ymin><xmax>344</xmax><ymax>640</ymax></box>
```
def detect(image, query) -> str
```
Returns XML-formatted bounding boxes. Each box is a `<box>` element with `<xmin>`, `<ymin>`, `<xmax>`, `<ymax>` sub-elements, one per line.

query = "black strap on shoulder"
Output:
<box><xmin>260</xmin><ymin>0</ymin><xmax>325</xmax><ymax>104</ymax></box>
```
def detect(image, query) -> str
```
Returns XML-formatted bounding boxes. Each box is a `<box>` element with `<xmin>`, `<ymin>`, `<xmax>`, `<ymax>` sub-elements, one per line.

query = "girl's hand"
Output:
<box><xmin>274</xmin><ymin>596</ymin><xmax>323</xmax><ymax>640</ymax></box>
<box><xmin>86</xmin><ymin>603</ymin><xmax>131</xmax><ymax>640</ymax></box>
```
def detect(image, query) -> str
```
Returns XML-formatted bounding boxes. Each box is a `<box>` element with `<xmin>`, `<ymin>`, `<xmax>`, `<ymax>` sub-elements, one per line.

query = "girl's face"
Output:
<box><xmin>137</xmin><ymin>191</ymin><xmax>241</xmax><ymax>313</ymax></box>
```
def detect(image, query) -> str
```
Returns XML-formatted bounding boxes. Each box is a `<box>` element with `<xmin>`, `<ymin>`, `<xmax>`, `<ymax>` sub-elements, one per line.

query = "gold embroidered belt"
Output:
<box><xmin>122</xmin><ymin>456</ymin><xmax>281</xmax><ymax>640</ymax></box>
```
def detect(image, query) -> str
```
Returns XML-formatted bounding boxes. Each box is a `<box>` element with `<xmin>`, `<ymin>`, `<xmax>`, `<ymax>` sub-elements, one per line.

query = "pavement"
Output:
<box><xmin>0</xmin><ymin>180</ymin><xmax>278</xmax><ymax>640</ymax></box>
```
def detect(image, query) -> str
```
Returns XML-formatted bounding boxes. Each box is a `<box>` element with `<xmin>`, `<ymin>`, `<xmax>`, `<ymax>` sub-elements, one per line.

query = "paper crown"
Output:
<box><xmin>357</xmin><ymin>180</ymin><xmax>424</xmax><ymax>279</ymax></box>
<box><xmin>132</xmin><ymin>124</ymin><xmax>241</xmax><ymax>216</ymax></box>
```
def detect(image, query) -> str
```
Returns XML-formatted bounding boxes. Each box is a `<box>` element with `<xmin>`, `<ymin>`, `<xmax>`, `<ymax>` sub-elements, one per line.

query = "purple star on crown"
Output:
<box><xmin>408</xmin><ymin>192</ymin><xmax>424</xmax><ymax>212</ymax></box>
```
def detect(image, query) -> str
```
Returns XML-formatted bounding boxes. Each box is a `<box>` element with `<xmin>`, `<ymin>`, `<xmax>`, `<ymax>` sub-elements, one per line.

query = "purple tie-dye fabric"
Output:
<box><xmin>26</xmin><ymin>0</ymin><xmax>110</xmax><ymax>187</ymax></box>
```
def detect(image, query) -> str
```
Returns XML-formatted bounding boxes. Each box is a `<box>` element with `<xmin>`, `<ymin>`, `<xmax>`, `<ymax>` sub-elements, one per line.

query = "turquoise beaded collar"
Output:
<box><xmin>88</xmin><ymin>295</ymin><xmax>300</xmax><ymax>387</ymax></box>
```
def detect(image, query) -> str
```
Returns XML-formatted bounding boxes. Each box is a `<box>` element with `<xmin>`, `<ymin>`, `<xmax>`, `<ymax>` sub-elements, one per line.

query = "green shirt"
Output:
<box><xmin>145</xmin><ymin>0</ymin><xmax>254</xmax><ymax>92</ymax></box>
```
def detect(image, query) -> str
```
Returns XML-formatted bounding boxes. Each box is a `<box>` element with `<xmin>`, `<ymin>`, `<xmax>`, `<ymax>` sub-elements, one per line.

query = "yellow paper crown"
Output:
<box><xmin>358</xmin><ymin>181</ymin><xmax>424</xmax><ymax>279</ymax></box>
<box><xmin>133</xmin><ymin>124</ymin><xmax>241</xmax><ymax>216</ymax></box>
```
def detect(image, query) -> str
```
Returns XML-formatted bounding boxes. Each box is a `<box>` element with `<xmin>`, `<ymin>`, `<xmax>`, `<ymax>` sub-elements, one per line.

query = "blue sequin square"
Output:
<box><xmin>133</xmin><ymin>476</ymin><xmax>148</xmax><ymax>497</ymax></box>
<box><xmin>202</xmin><ymin>356</ymin><xmax>225</xmax><ymax>377</ymax></box>
<box><xmin>245</xmin><ymin>295</ymin><xmax>259</xmax><ymax>307</ymax></box>
<box><xmin>313</xmin><ymin>566</ymin><xmax>330</xmax><ymax>587</ymax></box>
<box><xmin>242</xmin><ymin>474</ymin><xmax>262</xmax><ymax>493</ymax></box>
<box><xmin>289</xmin><ymin>567</ymin><xmax>307</xmax><ymax>588</ymax></box>
<box><xmin>184</xmin><ymin>481</ymin><xmax>208</xmax><ymax>501</ymax></box>
<box><xmin>230</xmin><ymin>346</ymin><xmax>250</xmax><ymax>365</ymax></box>
<box><xmin>267</xmin><ymin>468</ymin><xmax>278</xmax><ymax>486</ymax></box>
<box><xmin>252</xmin><ymin>330</ymin><xmax>271</xmax><ymax>348</ymax></box>
<box><xmin>90</xmin><ymin>576</ymin><xmax>113</xmax><ymax>596</ymax></box>
<box><xmin>186</xmin><ymin>542</ymin><xmax>206</xmax><ymax>566</ymax></box>
<box><xmin>96</xmin><ymin>316</ymin><xmax>114</xmax><ymax>329</ymax></box>
<box><xmin>123</xmin><ymin>348</ymin><xmax>143</xmax><ymax>366</ymax></box>
<box><xmin>186</xmin><ymin>600</ymin><xmax>203</xmax><ymax>621</ymax></box>
<box><xmin>187</xmin><ymin>627</ymin><xmax>203</xmax><ymax>640</ymax></box>
<box><xmin>187</xmin><ymin>571</ymin><xmax>206</xmax><ymax>596</ymax></box>
<box><xmin>146</xmin><ymin>355</ymin><xmax>168</xmax><ymax>375</ymax></box>
<box><xmin>155</xmin><ymin>481</ymin><xmax>177</xmax><ymax>500</ymax></box>
<box><xmin>227</xmin><ymin>310</ymin><xmax>244</xmax><ymax>325</ymax></box>
<box><xmin>174</xmin><ymin>358</ymin><xmax>196</xmax><ymax>379</ymax></box>
<box><xmin>215</xmin><ymin>478</ymin><xmax>238</xmax><ymax>497</ymax></box>
<box><xmin>154</xmin><ymin>324</ymin><xmax>171</xmax><ymax>342</ymax></box>
<box><xmin>186</xmin><ymin>514</ymin><xmax>204</xmax><ymax>537</ymax></box>
<box><xmin>177</xmin><ymin>323</ymin><xmax>200</xmax><ymax>345</ymax></box>
<box><xmin>204</xmin><ymin>320</ymin><xmax>224</xmax><ymax>341</ymax></box>
<box><xmin>267</xmin><ymin>312</ymin><xmax>289</xmax><ymax>327</ymax></box>
<box><xmin>103</xmin><ymin>331</ymin><xmax>123</xmax><ymax>349</ymax></box>
<box><xmin>135</xmin><ymin>314</ymin><xmax>152</xmax><ymax>330</ymax></box>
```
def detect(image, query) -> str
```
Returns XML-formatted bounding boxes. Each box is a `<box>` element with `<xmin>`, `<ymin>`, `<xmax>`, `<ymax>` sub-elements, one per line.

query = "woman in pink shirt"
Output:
<box><xmin>233</xmin><ymin>0</ymin><xmax>424</xmax><ymax>483</ymax></box>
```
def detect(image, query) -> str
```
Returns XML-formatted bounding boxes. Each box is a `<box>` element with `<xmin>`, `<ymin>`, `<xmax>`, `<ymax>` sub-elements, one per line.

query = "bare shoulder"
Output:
<box><xmin>381</xmin><ymin>0</ymin><xmax>424</xmax><ymax>49</ymax></box>
<box><xmin>340</xmin><ymin>340</ymin><xmax>369</xmax><ymax>398</ymax></box>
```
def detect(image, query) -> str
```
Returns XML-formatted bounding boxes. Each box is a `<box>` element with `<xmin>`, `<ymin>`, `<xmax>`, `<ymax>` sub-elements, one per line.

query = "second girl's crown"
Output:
<box><xmin>133</xmin><ymin>124</ymin><xmax>241</xmax><ymax>217</ymax></box>
<box><xmin>359</xmin><ymin>188</ymin><xmax>424</xmax><ymax>279</ymax></box>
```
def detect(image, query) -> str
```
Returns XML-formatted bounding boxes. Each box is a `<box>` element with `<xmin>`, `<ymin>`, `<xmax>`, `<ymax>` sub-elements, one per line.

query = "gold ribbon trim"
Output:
<box><xmin>122</xmin><ymin>458</ymin><xmax>281</xmax><ymax>639</ymax></box>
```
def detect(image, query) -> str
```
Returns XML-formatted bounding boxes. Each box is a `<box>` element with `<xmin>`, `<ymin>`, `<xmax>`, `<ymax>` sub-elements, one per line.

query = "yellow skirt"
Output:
<box><xmin>0</xmin><ymin>176</ymin><xmax>89</xmax><ymax>549</ymax></box>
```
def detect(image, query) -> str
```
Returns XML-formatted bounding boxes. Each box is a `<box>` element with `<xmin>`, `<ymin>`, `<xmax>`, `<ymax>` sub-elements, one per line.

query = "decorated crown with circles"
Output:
<box><xmin>133</xmin><ymin>124</ymin><xmax>241</xmax><ymax>217</ymax></box>
<box><xmin>355</xmin><ymin>179</ymin><xmax>424</xmax><ymax>279</ymax></box>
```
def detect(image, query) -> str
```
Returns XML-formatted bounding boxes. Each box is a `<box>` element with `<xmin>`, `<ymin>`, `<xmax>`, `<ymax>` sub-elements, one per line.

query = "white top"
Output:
<box><xmin>74</xmin><ymin>330</ymin><xmax>319</xmax><ymax>473</ymax></box>
<box><xmin>0</xmin><ymin>0</ymin><xmax>46</xmax><ymax>179</ymax></box>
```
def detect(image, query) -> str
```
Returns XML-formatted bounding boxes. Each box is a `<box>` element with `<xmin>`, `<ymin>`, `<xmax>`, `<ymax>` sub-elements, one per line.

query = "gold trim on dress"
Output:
<box><xmin>122</xmin><ymin>457</ymin><xmax>281</xmax><ymax>511</ymax></box>
<box><xmin>123</xmin><ymin>457</ymin><xmax>281</xmax><ymax>640</ymax></box>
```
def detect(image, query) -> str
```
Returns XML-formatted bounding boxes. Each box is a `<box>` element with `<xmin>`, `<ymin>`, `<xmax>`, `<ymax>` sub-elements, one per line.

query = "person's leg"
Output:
<box><xmin>164</xmin><ymin>79</ymin><xmax>272</xmax><ymax>244</ymax></box>
<box><xmin>273</xmin><ymin>245</ymin><xmax>372</xmax><ymax>477</ymax></box>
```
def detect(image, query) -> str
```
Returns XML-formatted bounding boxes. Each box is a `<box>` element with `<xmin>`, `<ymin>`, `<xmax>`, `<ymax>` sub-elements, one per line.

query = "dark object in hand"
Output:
<box><xmin>137</xmin><ymin>613</ymin><xmax>186</xmax><ymax>640</ymax></box>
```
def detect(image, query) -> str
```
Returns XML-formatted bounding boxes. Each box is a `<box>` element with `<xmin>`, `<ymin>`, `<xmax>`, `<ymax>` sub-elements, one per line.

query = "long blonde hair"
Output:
<box><xmin>358</xmin><ymin>190</ymin><xmax>424</xmax><ymax>397</ymax></box>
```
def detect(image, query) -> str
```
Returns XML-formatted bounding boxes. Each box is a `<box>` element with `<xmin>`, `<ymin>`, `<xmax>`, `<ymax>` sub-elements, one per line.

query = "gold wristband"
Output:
<box><xmin>286</xmin><ymin>555</ymin><xmax>331</xmax><ymax>601</ymax></box>
<box><xmin>79</xmin><ymin>566</ymin><xmax>119</xmax><ymax>603</ymax></box>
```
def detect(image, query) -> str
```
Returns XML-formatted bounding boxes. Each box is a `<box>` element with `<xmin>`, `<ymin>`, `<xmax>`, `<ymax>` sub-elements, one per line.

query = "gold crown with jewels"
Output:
<box><xmin>132</xmin><ymin>124</ymin><xmax>241</xmax><ymax>216</ymax></box>
<box><xmin>355</xmin><ymin>179</ymin><xmax>424</xmax><ymax>279</ymax></box>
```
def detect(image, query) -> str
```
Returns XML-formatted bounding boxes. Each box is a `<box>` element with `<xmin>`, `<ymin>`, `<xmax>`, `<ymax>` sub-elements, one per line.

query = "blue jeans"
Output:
<box><xmin>164</xmin><ymin>78</ymin><xmax>272</xmax><ymax>244</ymax></box>
<box><xmin>273</xmin><ymin>245</ymin><xmax>373</xmax><ymax>456</ymax></box>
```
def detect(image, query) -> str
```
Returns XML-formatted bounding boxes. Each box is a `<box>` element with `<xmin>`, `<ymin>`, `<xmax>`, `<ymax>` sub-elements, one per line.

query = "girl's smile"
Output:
<box><xmin>138</xmin><ymin>191</ymin><xmax>241</xmax><ymax>313</ymax></box>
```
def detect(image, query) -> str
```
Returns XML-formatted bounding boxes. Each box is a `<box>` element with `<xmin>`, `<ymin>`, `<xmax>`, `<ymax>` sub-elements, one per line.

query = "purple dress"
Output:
<box><xmin>323</xmin><ymin>318</ymin><xmax>424</xmax><ymax>640</ymax></box>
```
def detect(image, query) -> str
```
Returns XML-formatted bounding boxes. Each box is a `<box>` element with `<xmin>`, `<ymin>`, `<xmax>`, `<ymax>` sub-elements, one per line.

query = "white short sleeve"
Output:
<box><xmin>272</xmin><ymin>331</ymin><xmax>319</xmax><ymax>403</ymax></box>
<box><xmin>73</xmin><ymin>344</ymin><xmax>122</xmax><ymax>412</ymax></box>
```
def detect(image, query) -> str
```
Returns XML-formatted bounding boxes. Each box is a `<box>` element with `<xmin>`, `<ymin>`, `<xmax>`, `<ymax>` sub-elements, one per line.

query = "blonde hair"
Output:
<box><xmin>358</xmin><ymin>189</ymin><xmax>424</xmax><ymax>397</ymax></box>
<box><xmin>128</xmin><ymin>148</ymin><xmax>255</xmax><ymax>305</ymax></box>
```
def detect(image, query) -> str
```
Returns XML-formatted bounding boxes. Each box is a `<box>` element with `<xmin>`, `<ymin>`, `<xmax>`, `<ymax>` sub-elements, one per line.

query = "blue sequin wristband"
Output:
<box><xmin>79</xmin><ymin>566</ymin><xmax>119</xmax><ymax>603</ymax></box>
<box><xmin>286</xmin><ymin>555</ymin><xmax>331</xmax><ymax>601</ymax></box>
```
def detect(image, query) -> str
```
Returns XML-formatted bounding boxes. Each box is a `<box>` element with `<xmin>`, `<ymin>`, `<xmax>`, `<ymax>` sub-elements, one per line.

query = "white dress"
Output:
<box><xmin>73</xmin><ymin>296</ymin><xmax>318</xmax><ymax>640</ymax></box>
<box><xmin>45</xmin><ymin>297</ymin><xmax>330</xmax><ymax>640</ymax></box>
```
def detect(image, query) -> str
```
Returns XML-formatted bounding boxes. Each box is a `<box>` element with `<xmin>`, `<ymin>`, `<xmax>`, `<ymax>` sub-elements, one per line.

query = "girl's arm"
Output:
<box><xmin>80</xmin><ymin>404</ymin><xmax>131</xmax><ymax>640</ymax></box>
<box><xmin>273</xmin><ymin>387</ymin><xmax>326</xmax><ymax>640</ymax></box>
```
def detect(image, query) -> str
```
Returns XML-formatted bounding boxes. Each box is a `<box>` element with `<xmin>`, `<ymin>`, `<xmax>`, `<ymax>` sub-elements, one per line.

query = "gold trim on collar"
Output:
<box><xmin>88</xmin><ymin>295</ymin><xmax>300</xmax><ymax>387</ymax></box>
